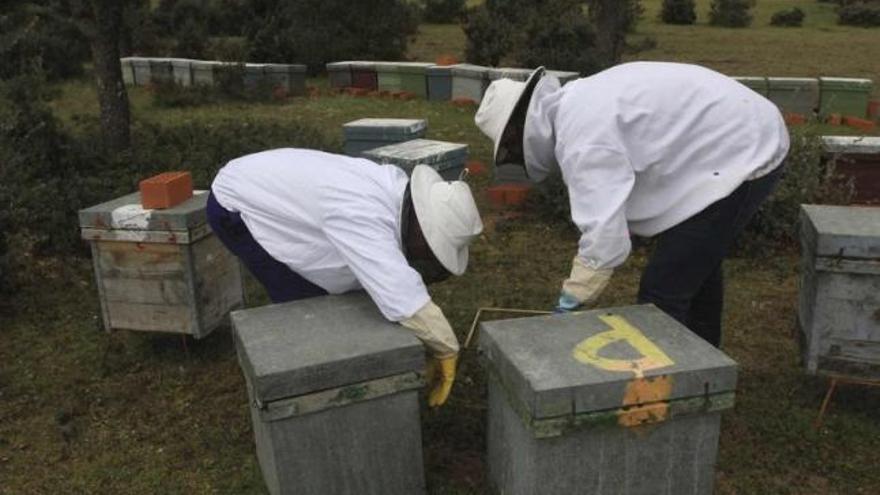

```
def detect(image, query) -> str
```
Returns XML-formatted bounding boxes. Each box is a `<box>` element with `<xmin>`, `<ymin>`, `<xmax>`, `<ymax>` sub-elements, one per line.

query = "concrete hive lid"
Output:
<box><xmin>78</xmin><ymin>190</ymin><xmax>208</xmax><ymax>232</ymax></box>
<box><xmin>343</xmin><ymin>118</ymin><xmax>427</xmax><ymax>140</ymax></box>
<box><xmin>427</xmin><ymin>65</ymin><xmax>454</xmax><ymax>76</ymax></box>
<box><xmin>451</xmin><ymin>64</ymin><xmax>489</xmax><ymax>78</ymax></box>
<box><xmin>821</xmin><ymin>136</ymin><xmax>880</xmax><ymax>154</ymax></box>
<box><xmin>488</xmin><ymin>67</ymin><xmax>534</xmax><ymax>81</ymax></box>
<box><xmin>232</xmin><ymin>292</ymin><xmax>425</xmax><ymax>404</ymax></box>
<box><xmin>362</xmin><ymin>139</ymin><xmax>468</xmax><ymax>166</ymax></box>
<box><xmin>801</xmin><ymin>204</ymin><xmax>880</xmax><ymax>260</ymax></box>
<box><xmin>819</xmin><ymin>77</ymin><xmax>873</xmax><ymax>88</ymax></box>
<box><xmin>479</xmin><ymin>304</ymin><xmax>738</xmax><ymax>420</ymax></box>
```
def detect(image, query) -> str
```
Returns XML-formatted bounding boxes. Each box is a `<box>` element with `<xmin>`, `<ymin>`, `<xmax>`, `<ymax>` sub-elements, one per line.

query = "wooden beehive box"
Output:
<box><xmin>799</xmin><ymin>204</ymin><xmax>880</xmax><ymax>379</ymax></box>
<box><xmin>79</xmin><ymin>191</ymin><xmax>244</xmax><ymax>339</ymax></box>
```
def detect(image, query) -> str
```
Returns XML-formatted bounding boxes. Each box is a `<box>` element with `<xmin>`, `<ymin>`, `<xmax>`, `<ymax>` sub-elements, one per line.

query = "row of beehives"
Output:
<box><xmin>326</xmin><ymin>61</ymin><xmax>580</xmax><ymax>104</ymax></box>
<box><xmin>735</xmin><ymin>76</ymin><xmax>874</xmax><ymax>119</ymax></box>
<box><xmin>327</xmin><ymin>61</ymin><xmax>875</xmax><ymax>119</ymax></box>
<box><xmin>119</xmin><ymin>57</ymin><xmax>308</xmax><ymax>95</ymax></box>
<box><xmin>76</xmin><ymin>141</ymin><xmax>879</xmax><ymax>495</ymax></box>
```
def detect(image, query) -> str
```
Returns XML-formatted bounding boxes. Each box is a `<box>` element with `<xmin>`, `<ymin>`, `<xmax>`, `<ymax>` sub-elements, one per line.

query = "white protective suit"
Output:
<box><xmin>211</xmin><ymin>148</ymin><xmax>458</xmax><ymax>356</ymax></box>
<box><xmin>524</xmin><ymin>62</ymin><xmax>790</xmax><ymax>273</ymax></box>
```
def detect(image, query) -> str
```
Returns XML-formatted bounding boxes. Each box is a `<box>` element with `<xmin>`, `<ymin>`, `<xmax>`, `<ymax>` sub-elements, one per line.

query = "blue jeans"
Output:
<box><xmin>206</xmin><ymin>191</ymin><xmax>328</xmax><ymax>303</ymax></box>
<box><xmin>636</xmin><ymin>165</ymin><xmax>784</xmax><ymax>347</ymax></box>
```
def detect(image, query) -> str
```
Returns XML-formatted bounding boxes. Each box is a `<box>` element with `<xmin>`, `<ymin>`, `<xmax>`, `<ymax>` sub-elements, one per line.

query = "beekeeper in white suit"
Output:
<box><xmin>208</xmin><ymin>149</ymin><xmax>483</xmax><ymax>406</ymax></box>
<box><xmin>475</xmin><ymin>62</ymin><xmax>790</xmax><ymax>347</ymax></box>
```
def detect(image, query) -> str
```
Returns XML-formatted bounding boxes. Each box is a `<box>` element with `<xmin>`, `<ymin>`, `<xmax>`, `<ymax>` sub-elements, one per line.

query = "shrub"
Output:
<box><xmin>464</xmin><ymin>0</ymin><xmax>599</xmax><ymax>73</ymax></box>
<box><xmin>709</xmin><ymin>0</ymin><xmax>755</xmax><ymax>27</ymax></box>
<box><xmin>247</xmin><ymin>0</ymin><xmax>419</xmax><ymax>74</ymax></box>
<box><xmin>0</xmin><ymin>3</ymin><xmax>90</xmax><ymax>81</ymax></box>
<box><xmin>423</xmin><ymin>0</ymin><xmax>467</xmax><ymax>23</ymax></box>
<box><xmin>0</xmin><ymin>76</ymin><xmax>333</xmax><ymax>293</ymax></box>
<box><xmin>740</xmin><ymin>129</ymin><xmax>853</xmax><ymax>253</ymax></box>
<box><xmin>771</xmin><ymin>7</ymin><xmax>806</xmax><ymax>26</ymax></box>
<box><xmin>0</xmin><ymin>76</ymin><xmax>83</xmax><ymax>293</ymax></box>
<box><xmin>173</xmin><ymin>17</ymin><xmax>211</xmax><ymax>58</ymax></box>
<box><xmin>529</xmin><ymin>128</ymin><xmax>852</xmax><ymax>255</ymax></box>
<box><xmin>661</xmin><ymin>0</ymin><xmax>697</xmax><ymax>24</ymax></box>
<box><xmin>838</xmin><ymin>2</ymin><xmax>880</xmax><ymax>26</ymax></box>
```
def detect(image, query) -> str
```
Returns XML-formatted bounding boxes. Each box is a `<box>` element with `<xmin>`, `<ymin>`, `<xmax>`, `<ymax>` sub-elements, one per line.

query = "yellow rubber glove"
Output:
<box><xmin>425</xmin><ymin>354</ymin><xmax>458</xmax><ymax>407</ymax></box>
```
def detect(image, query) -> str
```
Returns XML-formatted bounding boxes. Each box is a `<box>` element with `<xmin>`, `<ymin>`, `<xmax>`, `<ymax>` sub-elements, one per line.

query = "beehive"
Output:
<box><xmin>326</xmin><ymin>61</ymin><xmax>353</xmax><ymax>89</ymax></box>
<box><xmin>79</xmin><ymin>191</ymin><xmax>244</xmax><ymax>339</ymax></box>
<box><xmin>819</xmin><ymin>77</ymin><xmax>874</xmax><ymax>118</ymax></box>
<box><xmin>767</xmin><ymin>77</ymin><xmax>820</xmax><ymax>116</ymax></box>
<box><xmin>821</xmin><ymin>136</ymin><xmax>880</xmax><ymax>205</ymax></box>
<box><xmin>342</xmin><ymin>118</ymin><xmax>427</xmax><ymax>157</ymax></box>
<box><xmin>480</xmin><ymin>305</ymin><xmax>737</xmax><ymax>495</ymax></box>
<box><xmin>170</xmin><ymin>58</ymin><xmax>193</xmax><ymax>86</ymax></box>
<box><xmin>733</xmin><ymin>76</ymin><xmax>769</xmax><ymax>97</ymax></box>
<box><xmin>363</xmin><ymin>139</ymin><xmax>468</xmax><ymax>180</ymax></box>
<box><xmin>451</xmin><ymin>64</ymin><xmax>490</xmax><ymax>103</ymax></box>
<box><xmin>232</xmin><ymin>293</ymin><xmax>427</xmax><ymax>495</ymax></box>
<box><xmin>426</xmin><ymin>65</ymin><xmax>453</xmax><ymax>101</ymax></box>
<box><xmin>799</xmin><ymin>204</ymin><xmax>880</xmax><ymax>379</ymax></box>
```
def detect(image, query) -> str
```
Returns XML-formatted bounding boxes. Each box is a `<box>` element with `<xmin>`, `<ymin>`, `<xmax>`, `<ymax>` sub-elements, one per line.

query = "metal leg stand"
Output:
<box><xmin>814</xmin><ymin>377</ymin><xmax>838</xmax><ymax>428</ymax></box>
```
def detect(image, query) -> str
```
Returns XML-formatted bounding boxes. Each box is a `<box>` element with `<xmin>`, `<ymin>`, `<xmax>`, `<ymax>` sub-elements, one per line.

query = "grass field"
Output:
<box><xmin>3</xmin><ymin>1</ymin><xmax>880</xmax><ymax>493</ymax></box>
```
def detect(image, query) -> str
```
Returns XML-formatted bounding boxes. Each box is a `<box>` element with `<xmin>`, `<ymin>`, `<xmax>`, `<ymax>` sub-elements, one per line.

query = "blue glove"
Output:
<box><xmin>554</xmin><ymin>291</ymin><xmax>582</xmax><ymax>314</ymax></box>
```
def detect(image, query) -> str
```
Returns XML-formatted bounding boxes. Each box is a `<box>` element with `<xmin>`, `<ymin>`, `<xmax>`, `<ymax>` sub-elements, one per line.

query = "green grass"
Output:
<box><xmin>4</xmin><ymin>2</ymin><xmax>880</xmax><ymax>493</ymax></box>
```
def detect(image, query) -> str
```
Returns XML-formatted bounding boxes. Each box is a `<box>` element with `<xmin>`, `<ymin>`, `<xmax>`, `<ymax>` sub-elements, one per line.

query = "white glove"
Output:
<box><xmin>558</xmin><ymin>256</ymin><xmax>613</xmax><ymax>311</ymax></box>
<box><xmin>400</xmin><ymin>300</ymin><xmax>460</xmax><ymax>358</ymax></box>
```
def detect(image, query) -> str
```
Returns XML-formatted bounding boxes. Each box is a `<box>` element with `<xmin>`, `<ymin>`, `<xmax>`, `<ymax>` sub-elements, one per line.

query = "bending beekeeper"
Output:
<box><xmin>475</xmin><ymin>62</ymin><xmax>790</xmax><ymax>347</ymax></box>
<box><xmin>208</xmin><ymin>148</ymin><xmax>483</xmax><ymax>406</ymax></box>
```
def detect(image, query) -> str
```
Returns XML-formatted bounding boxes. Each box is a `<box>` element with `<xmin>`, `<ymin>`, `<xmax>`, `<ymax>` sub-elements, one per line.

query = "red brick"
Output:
<box><xmin>783</xmin><ymin>113</ymin><xmax>807</xmax><ymax>126</ymax></box>
<box><xmin>466</xmin><ymin>160</ymin><xmax>488</xmax><ymax>177</ymax></box>
<box><xmin>139</xmin><ymin>171</ymin><xmax>193</xmax><ymax>209</ymax></box>
<box><xmin>486</xmin><ymin>183</ymin><xmax>532</xmax><ymax>209</ymax></box>
<box><xmin>826</xmin><ymin>113</ymin><xmax>842</xmax><ymax>126</ymax></box>
<box><xmin>843</xmin><ymin>116</ymin><xmax>876</xmax><ymax>132</ymax></box>
<box><xmin>435</xmin><ymin>54</ymin><xmax>459</xmax><ymax>66</ymax></box>
<box><xmin>451</xmin><ymin>97</ymin><xmax>477</xmax><ymax>108</ymax></box>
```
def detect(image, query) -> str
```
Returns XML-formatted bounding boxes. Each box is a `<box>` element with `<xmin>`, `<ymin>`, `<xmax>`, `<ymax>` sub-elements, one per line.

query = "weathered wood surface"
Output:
<box><xmin>92</xmin><ymin>232</ymin><xmax>243</xmax><ymax>338</ymax></box>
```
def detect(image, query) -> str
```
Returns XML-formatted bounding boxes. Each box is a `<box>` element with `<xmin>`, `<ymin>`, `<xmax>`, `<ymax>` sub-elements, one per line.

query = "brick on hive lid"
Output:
<box><xmin>139</xmin><ymin>171</ymin><xmax>194</xmax><ymax>210</ymax></box>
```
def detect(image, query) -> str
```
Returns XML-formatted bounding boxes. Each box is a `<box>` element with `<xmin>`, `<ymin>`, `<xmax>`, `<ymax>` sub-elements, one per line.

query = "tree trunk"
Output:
<box><xmin>589</xmin><ymin>0</ymin><xmax>630</xmax><ymax>69</ymax></box>
<box><xmin>89</xmin><ymin>0</ymin><xmax>131</xmax><ymax>154</ymax></box>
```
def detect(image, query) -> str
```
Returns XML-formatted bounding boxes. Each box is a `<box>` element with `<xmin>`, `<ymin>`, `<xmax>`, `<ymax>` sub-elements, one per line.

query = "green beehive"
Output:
<box><xmin>767</xmin><ymin>77</ymin><xmax>819</xmax><ymax>116</ymax></box>
<box><xmin>733</xmin><ymin>76</ymin><xmax>769</xmax><ymax>97</ymax></box>
<box><xmin>819</xmin><ymin>77</ymin><xmax>874</xmax><ymax>118</ymax></box>
<box><xmin>376</xmin><ymin>62</ymin><xmax>404</xmax><ymax>93</ymax></box>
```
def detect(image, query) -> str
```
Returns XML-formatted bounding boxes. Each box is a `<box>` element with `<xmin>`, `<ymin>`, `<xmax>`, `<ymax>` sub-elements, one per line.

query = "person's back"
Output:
<box><xmin>551</xmin><ymin>61</ymin><xmax>789</xmax><ymax>236</ymax></box>
<box><xmin>211</xmin><ymin>148</ymin><xmax>410</xmax><ymax>295</ymax></box>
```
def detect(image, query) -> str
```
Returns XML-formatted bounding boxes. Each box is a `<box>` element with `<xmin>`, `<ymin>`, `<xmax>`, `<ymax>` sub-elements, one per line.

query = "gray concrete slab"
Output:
<box><xmin>479</xmin><ymin>304</ymin><xmax>737</xmax><ymax>418</ymax></box>
<box><xmin>78</xmin><ymin>191</ymin><xmax>208</xmax><ymax>232</ymax></box>
<box><xmin>232</xmin><ymin>292</ymin><xmax>425</xmax><ymax>404</ymax></box>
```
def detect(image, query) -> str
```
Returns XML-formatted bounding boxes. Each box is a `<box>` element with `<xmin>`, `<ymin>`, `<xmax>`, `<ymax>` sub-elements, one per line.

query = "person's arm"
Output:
<box><xmin>322</xmin><ymin>211</ymin><xmax>460</xmax><ymax>406</ymax></box>
<box><xmin>556</xmin><ymin>144</ymin><xmax>635</xmax><ymax>311</ymax></box>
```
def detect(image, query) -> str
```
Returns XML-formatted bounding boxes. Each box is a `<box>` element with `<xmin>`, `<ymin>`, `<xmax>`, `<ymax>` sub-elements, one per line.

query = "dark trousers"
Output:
<box><xmin>636</xmin><ymin>165</ymin><xmax>784</xmax><ymax>347</ymax></box>
<box><xmin>206</xmin><ymin>191</ymin><xmax>328</xmax><ymax>303</ymax></box>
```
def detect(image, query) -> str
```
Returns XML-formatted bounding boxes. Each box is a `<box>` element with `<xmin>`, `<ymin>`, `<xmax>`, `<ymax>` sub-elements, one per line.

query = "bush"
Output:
<box><xmin>0</xmin><ymin>76</ymin><xmax>83</xmax><ymax>293</ymax></box>
<box><xmin>464</xmin><ymin>0</ymin><xmax>599</xmax><ymax>73</ymax></box>
<box><xmin>423</xmin><ymin>0</ymin><xmax>467</xmax><ymax>23</ymax></box>
<box><xmin>661</xmin><ymin>0</ymin><xmax>697</xmax><ymax>24</ymax></box>
<box><xmin>838</xmin><ymin>2</ymin><xmax>880</xmax><ymax>26</ymax></box>
<box><xmin>0</xmin><ymin>75</ymin><xmax>333</xmax><ymax>293</ymax></box>
<box><xmin>0</xmin><ymin>3</ymin><xmax>91</xmax><ymax>81</ymax></box>
<box><xmin>709</xmin><ymin>0</ymin><xmax>755</xmax><ymax>27</ymax></box>
<box><xmin>771</xmin><ymin>7</ymin><xmax>806</xmax><ymax>26</ymax></box>
<box><xmin>247</xmin><ymin>0</ymin><xmax>419</xmax><ymax>74</ymax></box>
<box><xmin>529</xmin><ymin>128</ymin><xmax>852</xmax><ymax>255</ymax></box>
<box><xmin>740</xmin><ymin>129</ymin><xmax>853</xmax><ymax>252</ymax></box>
